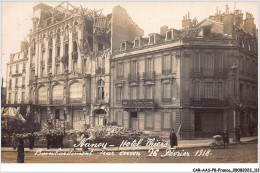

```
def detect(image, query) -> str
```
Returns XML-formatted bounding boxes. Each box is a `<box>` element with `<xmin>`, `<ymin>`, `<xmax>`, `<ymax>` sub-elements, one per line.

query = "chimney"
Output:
<box><xmin>222</xmin><ymin>9</ymin><xmax>234</xmax><ymax>36</ymax></box>
<box><xmin>234</xmin><ymin>10</ymin><xmax>243</xmax><ymax>27</ymax></box>
<box><xmin>244</xmin><ymin>12</ymin><xmax>255</xmax><ymax>35</ymax></box>
<box><xmin>160</xmin><ymin>25</ymin><xmax>168</xmax><ymax>35</ymax></box>
<box><xmin>182</xmin><ymin>12</ymin><xmax>191</xmax><ymax>29</ymax></box>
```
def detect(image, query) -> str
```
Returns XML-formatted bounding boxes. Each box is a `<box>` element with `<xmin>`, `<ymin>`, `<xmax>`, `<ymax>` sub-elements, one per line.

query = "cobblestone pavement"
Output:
<box><xmin>1</xmin><ymin>140</ymin><xmax>257</xmax><ymax>163</ymax></box>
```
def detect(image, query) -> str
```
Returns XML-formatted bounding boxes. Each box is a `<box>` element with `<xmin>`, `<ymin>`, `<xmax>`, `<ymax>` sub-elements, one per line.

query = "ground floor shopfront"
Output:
<box><xmin>110</xmin><ymin>106</ymin><xmax>257</xmax><ymax>139</ymax></box>
<box><xmin>35</xmin><ymin>104</ymin><xmax>109</xmax><ymax>132</ymax></box>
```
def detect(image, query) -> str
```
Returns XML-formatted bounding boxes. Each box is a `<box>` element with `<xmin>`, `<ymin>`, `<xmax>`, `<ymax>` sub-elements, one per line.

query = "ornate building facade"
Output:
<box><xmin>110</xmin><ymin>6</ymin><xmax>258</xmax><ymax>139</ymax></box>
<box><xmin>6</xmin><ymin>2</ymin><xmax>143</xmax><ymax>132</ymax></box>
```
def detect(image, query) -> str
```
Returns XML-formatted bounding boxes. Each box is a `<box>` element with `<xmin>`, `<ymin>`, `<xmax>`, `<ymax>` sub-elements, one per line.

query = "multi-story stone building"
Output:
<box><xmin>111</xmin><ymin>6</ymin><xmax>258</xmax><ymax>139</ymax></box>
<box><xmin>6</xmin><ymin>41</ymin><xmax>29</xmax><ymax>105</ymax></box>
<box><xmin>19</xmin><ymin>2</ymin><xmax>143</xmax><ymax>131</ymax></box>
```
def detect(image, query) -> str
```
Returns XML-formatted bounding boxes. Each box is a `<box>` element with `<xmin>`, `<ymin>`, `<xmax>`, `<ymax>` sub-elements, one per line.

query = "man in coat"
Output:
<box><xmin>28</xmin><ymin>132</ymin><xmax>35</xmax><ymax>149</ymax></box>
<box><xmin>46</xmin><ymin>131</ymin><xmax>52</xmax><ymax>149</ymax></box>
<box><xmin>169</xmin><ymin>129</ymin><xmax>178</xmax><ymax>148</ymax></box>
<box><xmin>17</xmin><ymin>138</ymin><xmax>24</xmax><ymax>163</ymax></box>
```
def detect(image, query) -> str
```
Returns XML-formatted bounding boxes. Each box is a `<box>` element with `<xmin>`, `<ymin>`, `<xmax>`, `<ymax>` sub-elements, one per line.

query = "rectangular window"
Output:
<box><xmin>9</xmin><ymin>79</ymin><xmax>12</xmax><ymax>89</ymax></box>
<box><xmin>117</xmin><ymin>111</ymin><xmax>123</xmax><ymax>126</ymax></box>
<box><xmin>193</xmin><ymin>53</ymin><xmax>200</xmax><ymax>72</ymax></box>
<box><xmin>8</xmin><ymin>93</ymin><xmax>11</xmax><ymax>102</ymax></box>
<box><xmin>162</xmin><ymin>82</ymin><xmax>171</xmax><ymax>101</ymax></box>
<box><xmin>55</xmin><ymin>109</ymin><xmax>60</xmax><ymax>119</ymax></box>
<box><xmin>130</xmin><ymin>86</ymin><xmax>138</xmax><ymax>99</ymax></box>
<box><xmin>218</xmin><ymin>82</ymin><xmax>223</xmax><ymax>100</ymax></box>
<box><xmin>194</xmin><ymin>82</ymin><xmax>200</xmax><ymax>99</ymax></box>
<box><xmin>117</xmin><ymin>63</ymin><xmax>123</xmax><ymax>78</ymax></box>
<box><xmin>162</xmin><ymin>112</ymin><xmax>171</xmax><ymax>130</ymax></box>
<box><xmin>145</xmin><ymin>112</ymin><xmax>153</xmax><ymax>129</ymax></box>
<box><xmin>162</xmin><ymin>55</ymin><xmax>171</xmax><ymax>73</ymax></box>
<box><xmin>56</xmin><ymin>46</ymin><xmax>60</xmax><ymax>57</ymax></box>
<box><xmin>15</xmin><ymin>78</ymin><xmax>18</xmax><ymax>87</ymax></box>
<box><xmin>16</xmin><ymin>64</ymin><xmax>19</xmax><ymax>73</ymax></box>
<box><xmin>15</xmin><ymin>93</ymin><xmax>18</xmax><ymax>103</ymax></box>
<box><xmin>10</xmin><ymin>66</ymin><xmax>12</xmax><ymax>74</ymax></box>
<box><xmin>204</xmin><ymin>82</ymin><xmax>213</xmax><ymax>99</ymax></box>
<box><xmin>22</xmin><ymin>92</ymin><xmax>25</xmax><ymax>103</ymax></box>
<box><xmin>146</xmin><ymin>58</ymin><xmax>153</xmax><ymax>72</ymax></box>
<box><xmin>131</xmin><ymin>60</ymin><xmax>138</xmax><ymax>74</ymax></box>
<box><xmin>116</xmin><ymin>87</ymin><xmax>122</xmax><ymax>102</ymax></box>
<box><xmin>48</xmin><ymin>48</ymin><xmax>52</xmax><ymax>64</ymax></box>
<box><xmin>145</xmin><ymin>85</ymin><xmax>153</xmax><ymax>99</ymax></box>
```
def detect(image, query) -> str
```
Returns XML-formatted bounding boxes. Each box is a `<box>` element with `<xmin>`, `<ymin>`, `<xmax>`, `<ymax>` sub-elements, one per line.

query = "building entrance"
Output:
<box><xmin>130</xmin><ymin>112</ymin><xmax>138</xmax><ymax>130</ymax></box>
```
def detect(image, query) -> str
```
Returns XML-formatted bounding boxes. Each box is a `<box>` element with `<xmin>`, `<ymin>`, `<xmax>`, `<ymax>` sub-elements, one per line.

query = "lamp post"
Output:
<box><xmin>230</xmin><ymin>64</ymin><xmax>238</xmax><ymax>142</ymax></box>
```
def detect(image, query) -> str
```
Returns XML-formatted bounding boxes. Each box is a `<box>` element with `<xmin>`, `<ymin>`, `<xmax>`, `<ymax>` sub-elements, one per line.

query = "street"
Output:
<box><xmin>1</xmin><ymin>141</ymin><xmax>257</xmax><ymax>163</ymax></box>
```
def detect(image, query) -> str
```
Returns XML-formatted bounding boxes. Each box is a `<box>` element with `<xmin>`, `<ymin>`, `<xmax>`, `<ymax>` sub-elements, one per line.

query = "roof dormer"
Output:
<box><xmin>120</xmin><ymin>41</ymin><xmax>134</xmax><ymax>50</ymax></box>
<box><xmin>148</xmin><ymin>33</ymin><xmax>165</xmax><ymax>44</ymax></box>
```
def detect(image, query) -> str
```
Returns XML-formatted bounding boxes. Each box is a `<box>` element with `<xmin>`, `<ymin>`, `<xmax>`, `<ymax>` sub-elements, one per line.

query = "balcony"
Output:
<box><xmin>72</xmin><ymin>32</ymin><xmax>78</xmax><ymax>40</ymax></box>
<box><xmin>190</xmin><ymin>98</ymin><xmax>229</xmax><ymax>107</ymax></box>
<box><xmin>38</xmin><ymin>100</ymin><xmax>48</xmax><ymax>105</ymax></box>
<box><xmin>162</xmin><ymin>69</ymin><xmax>172</xmax><ymax>75</ymax></box>
<box><xmin>122</xmin><ymin>99</ymin><xmax>155</xmax><ymax>108</ymax></box>
<box><xmin>96</xmin><ymin>67</ymin><xmax>105</xmax><ymax>75</ymax></box>
<box><xmin>128</xmin><ymin>73</ymin><xmax>140</xmax><ymax>83</ymax></box>
<box><xmin>143</xmin><ymin>71</ymin><xmax>155</xmax><ymax>81</ymax></box>
<box><xmin>72</xmin><ymin>52</ymin><xmax>78</xmax><ymax>61</ymax></box>
<box><xmin>190</xmin><ymin>68</ymin><xmax>227</xmax><ymax>78</ymax></box>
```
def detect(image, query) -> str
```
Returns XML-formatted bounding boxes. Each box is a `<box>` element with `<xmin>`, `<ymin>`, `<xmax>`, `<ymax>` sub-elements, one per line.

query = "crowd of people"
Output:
<box><xmin>46</xmin><ymin>131</ymin><xmax>65</xmax><ymax>149</ymax></box>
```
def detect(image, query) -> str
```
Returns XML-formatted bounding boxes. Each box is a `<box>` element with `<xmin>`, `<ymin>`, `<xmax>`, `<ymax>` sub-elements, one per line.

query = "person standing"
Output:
<box><xmin>237</xmin><ymin>126</ymin><xmax>241</xmax><ymax>142</ymax></box>
<box><xmin>46</xmin><ymin>131</ymin><xmax>52</xmax><ymax>149</ymax></box>
<box><xmin>28</xmin><ymin>132</ymin><xmax>35</xmax><ymax>149</ymax></box>
<box><xmin>12</xmin><ymin>133</ymin><xmax>17</xmax><ymax>149</ymax></box>
<box><xmin>223</xmin><ymin>130</ymin><xmax>229</xmax><ymax>149</ymax></box>
<box><xmin>17</xmin><ymin>138</ymin><xmax>24</xmax><ymax>163</ymax></box>
<box><xmin>169</xmin><ymin>129</ymin><xmax>178</xmax><ymax>148</ymax></box>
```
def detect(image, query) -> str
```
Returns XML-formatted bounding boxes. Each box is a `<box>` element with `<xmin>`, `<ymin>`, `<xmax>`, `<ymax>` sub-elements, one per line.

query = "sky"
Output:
<box><xmin>1</xmin><ymin>1</ymin><xmax>258</xmax><ymax>86</ymax></box>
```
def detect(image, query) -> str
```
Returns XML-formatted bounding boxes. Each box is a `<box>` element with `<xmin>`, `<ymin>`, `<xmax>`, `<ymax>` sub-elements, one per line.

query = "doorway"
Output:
<box><xmin>130</xmin><ymin>112</ymin><xmax>138</xmax><ymax>130</ymax></box>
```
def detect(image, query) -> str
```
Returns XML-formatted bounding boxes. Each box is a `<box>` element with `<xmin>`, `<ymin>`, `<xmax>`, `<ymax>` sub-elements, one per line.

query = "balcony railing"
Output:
<box><xmin>122</xmin><ymin>99</ymin><xmax>154</xmax><ymax>108</ymax></box>
<box><xmin>52</xmin><ymin>99</ymin><xmax>63</xmax><ymax>104</ymax></box>
<box><xmin>38</xmin><ymin>100</ymin><xmax>48</xmax><ymax>105</ymax></box>
<box><xmin>162</xmin><ymin>69</ymin><xmax>172</xmax><ymax>75</ymax></box>
<box><xmin>190</xmin><ymin>68</ymin><xmax>227</xmax><ymax>78</ymax></box>
<box><xmin>69</xmin><ymin>97</ymin><xmax>82</xmax><ymax>104</ymax></box>
<box><xmin>143</xmin><ymin>71</ymin><xmax>155</xmax><ymax>81</ymax></box>
<box><xmin>190</xmin><ymin>98</ymin><xmax>229</xmax><ymax>107</ymax></box>
<box><xmin>128</xmin><ymin>73</ymin><xmax>140</xmax><ymax>83</ymax></box>
<box><xmin>96</xmin><ymin>67</ymin><xmax>105</xmax><ymax>75</ymax></box>
<box><xmin>64</xmin><ymin>36</ymin><xmax>69</xmax><ymax>42</ymax></box>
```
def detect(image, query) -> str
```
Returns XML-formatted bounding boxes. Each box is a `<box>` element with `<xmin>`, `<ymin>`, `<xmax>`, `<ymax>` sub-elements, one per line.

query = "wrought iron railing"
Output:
<box><xmin>122</xmin><ymin>99</ymin><xmax>154</xmax><ymax>108</ymax></box>
<box><xmin>143</xmin><ymin>71</ymin><xmax>155</xmax><ymax>81</ymax></box>
<box><xmin>190</xmin><ymin>68</ymin><xmax>227</xmax><ymax>78</ymax></box>
<box><xmin>128</xmin><ymin>73</ymin><xmax>140</xmax><ymax>83</ymax></box>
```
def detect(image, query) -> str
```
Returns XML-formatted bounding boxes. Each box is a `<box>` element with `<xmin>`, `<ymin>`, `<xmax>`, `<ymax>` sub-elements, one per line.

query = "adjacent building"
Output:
<box><xmin>5</xmin><ymin>2</ymin><xmax>143</xmax><ymax>132</ymax></box>
<box><xmin>111</xmin><ymin>6</ymin><xmax>258</xmax><ymax>139</ymax></box>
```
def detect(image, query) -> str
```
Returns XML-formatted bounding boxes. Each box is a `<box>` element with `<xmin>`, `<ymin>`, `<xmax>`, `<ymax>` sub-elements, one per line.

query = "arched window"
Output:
<box><xmin>97</xmin><ymin>80</ymin><xmax>104</xmax><ymax>100</ymax></box>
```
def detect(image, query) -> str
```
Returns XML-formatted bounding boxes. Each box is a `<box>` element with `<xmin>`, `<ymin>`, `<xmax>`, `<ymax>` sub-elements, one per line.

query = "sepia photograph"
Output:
<box><xmin>0</xmin><ymin>0</ymin><xmax>259</xmax><ymax>172</ymax></box>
